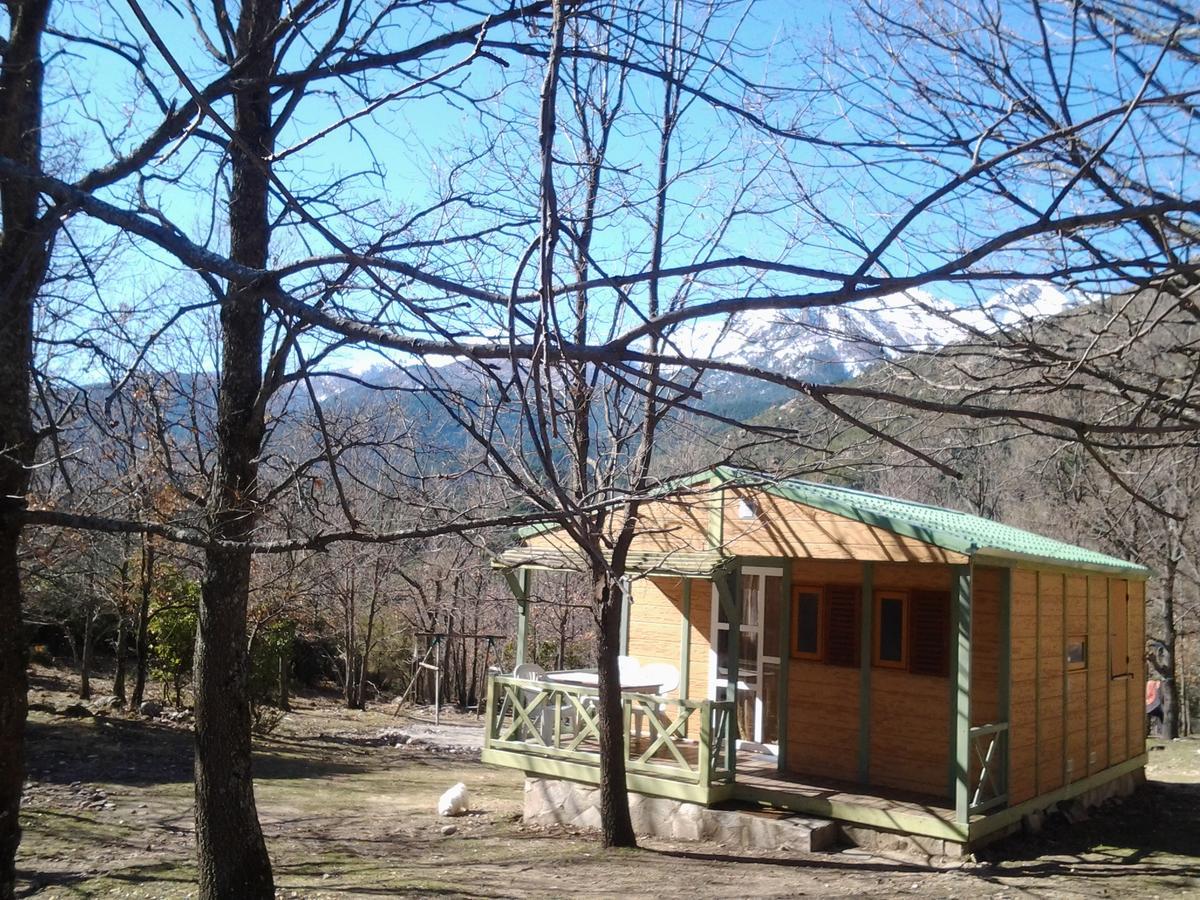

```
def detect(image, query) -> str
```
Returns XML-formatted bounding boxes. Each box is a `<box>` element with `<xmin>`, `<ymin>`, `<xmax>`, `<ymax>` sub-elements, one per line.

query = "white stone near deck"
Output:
<box><xmin>437</xmin><ymin>782</ymin><xmax>470</xmax><ymax>817</ymax></box>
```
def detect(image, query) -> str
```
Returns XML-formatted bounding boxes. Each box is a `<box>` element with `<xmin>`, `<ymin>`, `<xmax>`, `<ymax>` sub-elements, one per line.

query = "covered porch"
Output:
<box><xmin>484</xmin><ymin>542</ymin><xmax>1005</xmax><ymax>847</ymax></box>
<box><xmin>480</xmin><ymin>669</ymin><xmax>976</xmax><ymax>844</ymax></box>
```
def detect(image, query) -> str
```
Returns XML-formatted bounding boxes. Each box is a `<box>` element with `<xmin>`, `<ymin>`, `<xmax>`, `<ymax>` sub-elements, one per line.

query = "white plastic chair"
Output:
<box><xmin>638</xmin><ymin>662</ymin><xmax>680</xmax><ymax>696</ymax></box>
<box><xmin>617</xmin><ymin>655</ymin><xmax>641</xmax><ymax>687</ymax></box>
<box><xmin>511</xmin><ymin>663</ymin><xmax>550</xmax><ymax>742</ymax></box>
<box><xmin>513</xmin><ymin>662</ymin><xmax>546</xmax><ymax>681</ymax></box>
<box><xmin>628</xmin><ymin>662</ymin><xmax>680</xmax><ymax>742</ymax></box>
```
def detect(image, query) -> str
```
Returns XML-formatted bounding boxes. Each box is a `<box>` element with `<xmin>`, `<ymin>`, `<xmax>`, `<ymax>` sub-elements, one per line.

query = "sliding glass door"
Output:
<box><xmin>711</xmin><ymin>566</ymin><xmax>782</xmax><ymax>750</ymax></box>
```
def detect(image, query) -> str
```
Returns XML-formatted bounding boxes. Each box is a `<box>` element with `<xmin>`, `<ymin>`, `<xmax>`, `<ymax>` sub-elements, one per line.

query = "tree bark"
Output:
<box><xmin>130</xmin><ymin>538</ymin><xmax>154</xmax><ymax>708</ymax></box>
<box><xmin>1157</xmin><ymin>535</ymin><xmax>1180</xmax><ymax>739</ymax></box>
<box><xmin>0</xmin><ymin>1</ymin><xmax>52</xmax><ymax>895</ymax></box>
<box><xmin>192</xmin><ymin>0</ymin><xmax>279</xmax><ymax>895</ymax></box>
<box><xmin>112</xmin><ymin>549</ymin><xmax>132</xmax><ymax>702</ymax></box>
<box><xmin>594</xmin><ymin>573</ymin><xmax>636</xmax><ymax>848</ymax></box>
<box><xmin>79</xmin><ymin>601</ymin><xmax>94</xmax><ymax>701</ymax></box>
<box><xmin>277</xmin><ymin>649</ymin><xmax>289</xmax><ymax>712</ymax></box>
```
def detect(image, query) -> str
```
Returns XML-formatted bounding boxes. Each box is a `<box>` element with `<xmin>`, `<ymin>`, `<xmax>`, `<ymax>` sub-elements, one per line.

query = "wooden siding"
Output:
<box><xmin>970</xmin><ymin>567</ymin><xmax>1003</xmax><ymax>726</ymax></box>
<box><xmin>626</xmin><ymin>577</ymin><xmax>686</xmax><ymax>697</ymax></box>
<box><xmin>1008</xmin><ymin>569</ymin><xmax>1039</xmax><ymax>804</ymax></box>
<box><xmin>786</xmin><ymin>562</ymin><xmax>869</xmax><ymax>782</ymax></box>
<box><xmin>687</xmin><ymin>580</ymin><xmax>712</xmax><ymax>701</ymax></box>
<box><xmin>522</xmin><ymin>484</ymin><xmax>970</xmax><ymax>566</ymax></box>
<box><xmin>624</xmin><ymin>576</ymin><xmax>712</xmax><ymax>702</ymax></box>
<box><xmin>787</xmin><ymin>658</ymin><xmax>860</xmax><ymax>782</ymax></box>
<box><xmin>1006</xmin><ymin>567</ymin><xmax>1147</xmax><ymax>807</ymax></box>
<box><xmin>723</xmin><ymin>491</ymin><xmax>968</xmax><ymax>564</ymax></box>
<box><xmin>590</xmin><ymin>554</ymin><xmax>1152</xmax><ymax>816</ymax></box>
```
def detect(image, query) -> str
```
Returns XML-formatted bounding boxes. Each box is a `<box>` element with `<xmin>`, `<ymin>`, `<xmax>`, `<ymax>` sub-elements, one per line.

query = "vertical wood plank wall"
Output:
<box><xmin>1007</xmin><ymin>567</ymin><xmax>1146</xmax><ymax>806</ymax></box>
<box><xmin>622</xmin><ymin>561</ymin><xmax>1147</xmax><ymax>811</ymax></box>
<box><xmin>626</xmin><ymin>577</ymin><xmax>686</xmax><ymax>697</ymax></box>
<box><xmin>626</xmin><ymin>576</ymin><xmax>712</xmax><ymax>701</ymax></box>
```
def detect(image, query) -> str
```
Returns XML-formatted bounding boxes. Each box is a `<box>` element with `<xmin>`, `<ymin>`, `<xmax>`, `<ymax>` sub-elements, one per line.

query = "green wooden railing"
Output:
<box><xmin>482</xmin><ymin>675</ymin><xmax>736</xmax><ymax>803</ymax></box>
<box><xmin>969</xmin><ymin>721</ymin><xmax>1009</xmax><ymax>815</ymax></box>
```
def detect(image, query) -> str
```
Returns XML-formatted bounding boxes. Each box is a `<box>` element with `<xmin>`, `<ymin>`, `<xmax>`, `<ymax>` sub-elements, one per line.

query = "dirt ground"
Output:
<box><xmin>13</xmin><ymin>667</ymin><xmax>1200</xmax><ymax>898</ymax></box>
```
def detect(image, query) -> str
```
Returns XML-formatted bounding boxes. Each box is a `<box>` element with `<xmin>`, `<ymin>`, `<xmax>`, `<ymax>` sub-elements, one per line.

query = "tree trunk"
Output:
<box><xmin>112</xmin><ymin>610</ymin><xmax>128</xmax><ymax>703</ymax></box>
<box><xmin>355</xmin><ymin>591</ymin><xmax>377</xmax><ymax>710</ymax></box>
<box><xmin>594</xmin><ymin>573</ymin><xmax>636</xmax><ymax>848</ymax></box>
<box><xmin>79</xmin><ymin>604</ymin><xmax>94</xmax><ymax>701</ymax></box>
<box><xmin>1158</xmin><ymin>545</ymin><xmax>1180</xmax><ymax>739</ymax></box>
<box><xmin>192</xmin><ymin>1</ymin><xmax>279</xmax><ymax>895</ymax></box>
<box><xmin>0</xmin><ymin>2</ymin><xmax>52</xmax><ymax>893</ymax></box>
<box><xmin>130</xmin><ymin>538</ymin><xmax>154</xmax><ymax>708</ymax></box>
<box><xmin>112</xmin><ymin>550</ymin><xmax>132</xmax><ymax>702</ymax></box>
<box><xmin>278</xmin><ymin>648</ymin><xmax>290</xmax><ymax>712</ymax></box>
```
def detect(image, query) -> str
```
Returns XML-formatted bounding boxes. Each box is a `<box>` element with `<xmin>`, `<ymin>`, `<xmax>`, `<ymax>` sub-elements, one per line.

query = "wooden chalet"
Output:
<box><xmin>482</xmin><ymin>467</ymin><xmax>1149</xmax><ymax>853</ymax></box>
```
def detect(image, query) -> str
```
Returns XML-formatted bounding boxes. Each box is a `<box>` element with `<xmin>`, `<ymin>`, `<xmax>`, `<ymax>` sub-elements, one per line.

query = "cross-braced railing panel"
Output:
<box><xmin>968</xmin><ymin>722</ymin><xmax>1009</xmax><ymax>814</ymax></box>
<box><xmin>484</xmin><ymin>675</ymin><xmax>736</xmax><ymax>790</ymax></box>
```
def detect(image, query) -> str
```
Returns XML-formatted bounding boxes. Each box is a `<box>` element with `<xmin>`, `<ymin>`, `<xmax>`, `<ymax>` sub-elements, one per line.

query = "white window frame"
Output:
<box><xmin>708</xmin><ymin>565</ymin><xmax>783</xmax><ymax>750</ymax></box>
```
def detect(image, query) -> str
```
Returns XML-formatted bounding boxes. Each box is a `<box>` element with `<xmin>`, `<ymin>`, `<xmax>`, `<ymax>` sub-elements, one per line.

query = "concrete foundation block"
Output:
<box><xmin>522</xmin><ymin>777</ymin><xmax>836</xmax><ymax>853</ymax></box>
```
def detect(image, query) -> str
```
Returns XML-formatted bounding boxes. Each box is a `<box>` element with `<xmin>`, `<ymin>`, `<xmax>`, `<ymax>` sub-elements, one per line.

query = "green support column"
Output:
<box><xmin>858</xmin><ymin>562</ymin><xmax>875</xmax><ymax>784</ymax></box>
<box><xmin>999</xmin><ymin>567</ymin><xmax>1011</xmax><ymax>799</ymax></box>
<box><xmin>715</xmin><ymin>567</ymin><xmax>741</xmax><ymax>748</ymax></box>
<box><xmin>619</xmin><ymin>577</ymin><xmax>631</xmax><ymax>656</ymax></box>
<box><xmin>504</xmin><ymin>569</ymin><xmax>531</xmax><ymax>666</ymax></box>
<box><xmin>679</xmin><ymin>578</ymin><xmax>692</xmax><ymax>701</ymax></box>
<box><xmin>777</xmin><ymin>563</ymin><xmax>793</xmax><ymax>772</ymax></box>
<box><xmin>951</xmin><ymin>564</ymin><xmax>973</xmax><ymax>824</ymax></box>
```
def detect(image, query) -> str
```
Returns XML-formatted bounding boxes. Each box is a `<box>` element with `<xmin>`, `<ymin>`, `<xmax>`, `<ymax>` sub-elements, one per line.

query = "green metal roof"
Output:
<box><xmin>710</xmin><ymin>466</ymin><xmax>1149</xmax><ymax>578</ymax></box>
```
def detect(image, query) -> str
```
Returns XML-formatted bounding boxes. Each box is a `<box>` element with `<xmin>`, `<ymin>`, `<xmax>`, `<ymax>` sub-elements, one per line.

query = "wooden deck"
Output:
<box><xmin>735</xmin><ymin>752</ymin><xmax>957</xmax><ymax>824</ymax></box>
<box><xmin>616</xmin><ymin>736</ymin><xmax>963</xmax><ymax>838</ymax></box>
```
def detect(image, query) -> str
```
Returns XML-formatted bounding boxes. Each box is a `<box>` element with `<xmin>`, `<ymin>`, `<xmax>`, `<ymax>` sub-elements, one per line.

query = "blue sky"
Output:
<box><xmin>25</xmin><ymin>0</ymin><xmax>1193</xmax><ymax>381</ymax></box>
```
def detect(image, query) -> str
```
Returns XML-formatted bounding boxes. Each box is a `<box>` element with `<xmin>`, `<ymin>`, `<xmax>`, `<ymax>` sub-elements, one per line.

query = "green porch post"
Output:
<box><xmin>777</xmin><ymin>562</ymin><xmax>792</xmax><ymax>772</ymax></box>
<box><xmin>858</xmin><ymin>562</ymin><xmax>874</xmax><ymax>784</ymax></box>
<box><xmin>714</xmin><ymin>567</ymin><xmax>741</xmax><ymax>744</ymax></box>
<box><xmin>679</xmin><ymin>578</ymin><xmax>692</xmax><ymax>701</ymax></box>
<box><xmin>504</xmin><ymin>568</ymin><xmax>531</xmax><ymax>666</ymax></box>
<box><xmin>951</xmin><ymin>564</ymin><xmax>973</xmax><ymax>823</ymax></box>
<box><xmin>999</xmin><ymin>567</ymin><xmax>1011</xmax><ymax>801</ymax></box>
<box><xmin>619</xmin><ymin>576</ymin><xmax>631</xmax><ymax>656</ymax></box>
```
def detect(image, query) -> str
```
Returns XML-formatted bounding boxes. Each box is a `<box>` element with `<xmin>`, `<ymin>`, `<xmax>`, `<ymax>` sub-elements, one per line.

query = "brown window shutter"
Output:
<box><xmin>824</xmin><ymin>585</ymin><xmax>860</xmax><ymax>668</ymax></box>
<box><xmin>909</xmin><ymin>590</ymin><xmax>950</xmax><ymax>677</ymax></box>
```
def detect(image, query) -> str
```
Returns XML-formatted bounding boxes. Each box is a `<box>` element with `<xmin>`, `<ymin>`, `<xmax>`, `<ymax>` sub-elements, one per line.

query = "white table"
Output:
<box><xmin>541</xmin><ymin>671</ymin><xmax>665</xmax><ymax>741</ymax></box>
<box><xmin>543</xmin><ymin>670</ymin><xmax>663</xmax><ymax>695</ymax></box>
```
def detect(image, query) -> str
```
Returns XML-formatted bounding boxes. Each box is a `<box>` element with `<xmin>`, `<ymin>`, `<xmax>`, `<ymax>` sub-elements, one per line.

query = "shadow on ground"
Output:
<box><xmin>26</xmin><ymin>715</ymin><xmax>369</xmax><ymax>787</ymax></box>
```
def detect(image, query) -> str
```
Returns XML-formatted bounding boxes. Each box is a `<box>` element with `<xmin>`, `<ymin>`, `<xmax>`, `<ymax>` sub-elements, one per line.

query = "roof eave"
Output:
<box><xmin>971</xmin><ymin>547</ymin><xmax>1151</xmax><ymax>579</ymax></box>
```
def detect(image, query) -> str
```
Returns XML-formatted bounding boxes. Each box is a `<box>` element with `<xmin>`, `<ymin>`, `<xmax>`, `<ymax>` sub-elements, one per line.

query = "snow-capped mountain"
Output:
<box><xmin>676</xmin><ymin>282</ymin><xmax>1077</xmax><ymax>383</ymax></box>
<box><xmin>668</xmin><ymin>282</ymin><xmax>1078</xmax><ymax>422</ymax></box>
<box><xmin>307</xmin><ymin>282</ymin><xmax>1079</xmax><ymax>428</ymax></box>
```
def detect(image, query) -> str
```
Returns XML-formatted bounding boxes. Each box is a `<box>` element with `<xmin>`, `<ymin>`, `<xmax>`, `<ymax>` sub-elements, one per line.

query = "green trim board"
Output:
<box><xmin>733</xmin><ymin>782</ymin><xmax>969</xmax><ymax>843</ymax></box>
<box><xmin>503</xmin><ymin>569</ymin><xmax>531</xmax><ymax>666</ymax></box>
<box><xmin>493</xmin><ymin>547</ymin><xmax>730</xmax><ymax>577</ymax></box>
<box><xmin>951</xmin><ymin>564</ymin><xmax>972</xmax><ymax>823</ymax></box>
<box><xmin>481</xmin><ymin>747</ymin><xmax>735</xmax><ymax>805</ymax></box>
<box><xmin>998</xmin><ymin>568</ymin><xmax>1011</xmax><ymax>794</ymax></box>
<box><xmin>968</xmin><ymin>754</ymin><xmax>1146</xmax><ymax>843</ymax></box>
<box><xmin>777</xmin><ymin>562</ymin><xmax>792</xmax><ymax>772</ymax></box>
<box><xmin>679</xmin><ymin>578</ymin><xmax>692</xmax><ymax>703</ymax></box>
<box><xmin>619</xmin><ymin>577</ymin><xmax>630</xmax><ymax>655</ymax></box>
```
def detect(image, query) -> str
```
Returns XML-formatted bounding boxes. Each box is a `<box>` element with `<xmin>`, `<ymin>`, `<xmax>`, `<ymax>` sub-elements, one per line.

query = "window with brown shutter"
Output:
<box><xmin>791</xmin><ymin>585</ymin><xmax>823</xmax><ymax>659</ymax></box>
<box><xmin>824</xmin><ymin>584</ymin><xmax>860</xmax><ymax>668</ymax></box>
<box><xmin>908</xmin><ymin>590</ymin><xmax>951</xmax><ymax>677</ymax></box>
